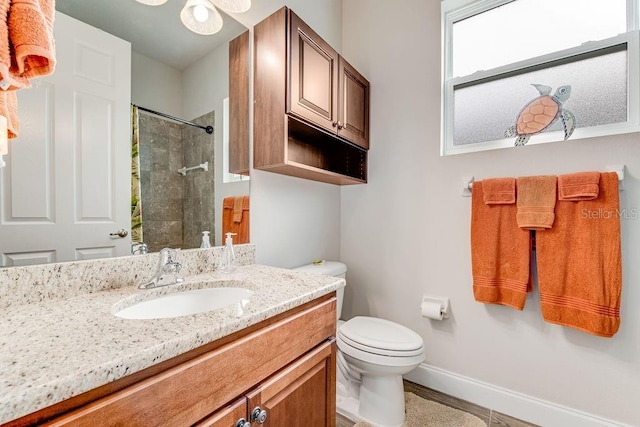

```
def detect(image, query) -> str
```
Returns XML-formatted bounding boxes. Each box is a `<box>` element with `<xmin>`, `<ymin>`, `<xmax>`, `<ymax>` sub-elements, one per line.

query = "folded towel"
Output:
<box><xmin>0</xmin><ymin>0</ymin><xmax>30</xmax><ymax>90</ymax></box>
<box><xmin>536</xmin><ymin>172</ymin><xmax>622</xmax><ymax>337</ymax></box>
<box><xmin>0</xmin><ymin>90</ymin><xmax>19</xmax><ymax>139</ymax></box>
<box><xmin>471</xmin><ymin>181</ymin><xmax>532</xmax><ymax>310</ymax></box>
<box><xmin>516</xmin><ymin>175</ymin><xmax>557</xmax><ymax>230</ymax></box>
<box><xmin>482</xmin><ymin>177</ymin><xmax>516</xmax><ymax>205</ymax></box>
<box><xmin>233</xmin><ymin>196</ymin><xmax>244</xmax><ymax>223</ymax></box>
<box><xmin>558</xmin><ymin>171</ymin><xmax>600</xmax><ymax>201</ymax></box>
<box><xmin>8</xmin><ymin>0</ymin><xmax>56</xmax><ymax>79</ymax></box>
<box><xmin>223</xmin><ymin>196</ymin><xmax>250</xmax><ymax>244</ymax></box>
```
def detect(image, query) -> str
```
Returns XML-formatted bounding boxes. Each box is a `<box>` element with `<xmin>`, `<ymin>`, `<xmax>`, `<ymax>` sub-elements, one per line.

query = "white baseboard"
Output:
<box><xmin>404</xmin><ymin>363</ymin><xmax>629</xmax><ymax>427</ymax></box>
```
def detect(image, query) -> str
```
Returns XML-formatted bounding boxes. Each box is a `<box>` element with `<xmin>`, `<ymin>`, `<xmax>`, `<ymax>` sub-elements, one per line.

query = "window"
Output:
<box><xmin>441</xmin><ymin>0</ymin><xmax>640</xmax><ymax>155</ymax></box>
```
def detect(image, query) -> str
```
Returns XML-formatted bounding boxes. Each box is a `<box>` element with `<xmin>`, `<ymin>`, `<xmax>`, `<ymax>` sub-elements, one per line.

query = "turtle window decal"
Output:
<box><xmin>505</xmin><ymin>84</ymin><xmax>576</xmax><ymax>146</ymax></box>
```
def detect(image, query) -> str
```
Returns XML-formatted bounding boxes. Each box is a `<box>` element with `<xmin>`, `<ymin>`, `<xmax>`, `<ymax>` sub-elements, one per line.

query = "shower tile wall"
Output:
<box><xmin>138</xmin><ymin>111</ymin><xmax>215</xmax><ymax>253</ymax></box>
<box><xmin>139</xmin><ymin>114</ymin><xmax>185</xmax><ymax>253</ymax></box>
<box><xmin>182</xmin><ymin>111</ymin><xmax>215</xmax><ymax>249</ymax></box>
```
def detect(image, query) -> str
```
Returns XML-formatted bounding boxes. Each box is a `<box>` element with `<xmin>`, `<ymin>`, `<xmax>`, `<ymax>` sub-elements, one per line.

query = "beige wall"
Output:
<box><xmin>340</xmin><ymin>0</ymin><xmax>639</xmax><ymax>425</ymax></box>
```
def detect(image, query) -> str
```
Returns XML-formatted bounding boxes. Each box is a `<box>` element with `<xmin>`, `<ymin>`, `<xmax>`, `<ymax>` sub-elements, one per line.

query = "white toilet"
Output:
<box><xmin>294</xmin><ymin>261</ymin><xmax>424</xmax><ymax>427</ymax></box>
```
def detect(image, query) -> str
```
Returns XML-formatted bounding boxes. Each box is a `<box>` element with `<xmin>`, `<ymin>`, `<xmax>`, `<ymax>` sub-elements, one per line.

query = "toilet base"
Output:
<box><xmin>336</xmin><ymin>371</ymin><xmax>405</xmax><ymax>427</ymax></box>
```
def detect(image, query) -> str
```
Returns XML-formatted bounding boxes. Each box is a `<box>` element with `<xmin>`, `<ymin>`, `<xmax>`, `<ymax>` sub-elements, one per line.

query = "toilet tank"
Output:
<box><xmin>294</xmin><ymin>261</ymin><xmax>346</xmax><ymax>320</ymax></box>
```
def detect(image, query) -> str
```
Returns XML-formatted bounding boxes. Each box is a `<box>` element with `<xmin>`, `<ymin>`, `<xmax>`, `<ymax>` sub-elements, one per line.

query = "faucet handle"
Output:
<box><xmin>158</xmin><ymin>247</ymin><xmax>178</xmax><ymax>265</ymax></box>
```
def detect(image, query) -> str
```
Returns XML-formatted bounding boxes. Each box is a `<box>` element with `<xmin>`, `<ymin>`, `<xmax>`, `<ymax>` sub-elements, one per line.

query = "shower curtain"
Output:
<box><xmin>131</xmin><ymin>105</ymin><xmax>144</xmax><ymax>243</ymax></box>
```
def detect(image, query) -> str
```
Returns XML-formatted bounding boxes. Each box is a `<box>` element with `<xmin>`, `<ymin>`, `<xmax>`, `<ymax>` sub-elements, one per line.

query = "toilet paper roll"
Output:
<box><xmin>421</xmin><ymin>301</ymin><xmax>444</xmax><ymax>320</ymax></box>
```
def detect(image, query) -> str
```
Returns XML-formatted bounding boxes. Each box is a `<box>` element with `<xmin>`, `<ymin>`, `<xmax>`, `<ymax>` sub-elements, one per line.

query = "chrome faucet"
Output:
<box><xmin>139</xmin><ymin>248</ymin><xmax>184</xmax><ymax>289</ymax></box>
<box><xmin>131</xmin><ymin>242</ymin><xmax>148</xmax><ymax>255</ymax></box>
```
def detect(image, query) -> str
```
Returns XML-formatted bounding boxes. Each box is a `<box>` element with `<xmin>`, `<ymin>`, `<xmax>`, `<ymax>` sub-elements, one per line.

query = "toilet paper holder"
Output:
<box><xmin>421</xmin><ymin>296</ymin><xmax>450</xmax><ymax>319</ymax></box>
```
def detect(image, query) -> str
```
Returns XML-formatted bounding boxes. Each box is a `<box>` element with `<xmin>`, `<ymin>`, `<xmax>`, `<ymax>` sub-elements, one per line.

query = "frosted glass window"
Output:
<box><xmin>452</xmin><ymin>0</ymin><xmax>627</xmax><ymax>78</ymax></box>
<box><xmin>453</xmin><ymin>48</ymin><xmax>628</xmax><ymax>146</ymax></box>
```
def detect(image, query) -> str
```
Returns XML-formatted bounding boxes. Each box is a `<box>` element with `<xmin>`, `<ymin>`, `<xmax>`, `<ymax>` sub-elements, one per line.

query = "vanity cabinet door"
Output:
<box><xmin>338</xmin><ymin>57</ymin><xmax>370</xmax><ymax>149</ymax></box>
<box><xmin>288</xmin><ymin>10</ymin><xmax>339</xmax><ymax>133</ymax></box>
<box><xmin>247</xmin><ymin>341</ymin><xmax>336</xmax><ymax>427</ymax></box>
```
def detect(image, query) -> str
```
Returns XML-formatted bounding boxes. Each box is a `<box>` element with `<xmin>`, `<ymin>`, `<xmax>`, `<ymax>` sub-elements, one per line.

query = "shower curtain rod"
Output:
<box><xmin>132</xmin><ymin>104</ymin><xmax>213</xmax><ymax>134</ymax></box>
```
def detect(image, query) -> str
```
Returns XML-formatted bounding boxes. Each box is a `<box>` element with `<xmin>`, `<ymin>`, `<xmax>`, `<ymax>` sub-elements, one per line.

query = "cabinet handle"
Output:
<box><xmin>235</xmin><ymin>419</ymin><xmax>250</xmax><ymax>427</ymax></box>
<box><xmin>332</xmin><ymin>121</ymin><xmax>339</xmax><ymax>127</ymax></box>
<box><xmin>337</xmin><ymin>121</ymin><xmax>344</xmax><ymax>130</ymax></box>
<box><xmin>251</xmin><ymin>407</ymin><xmax>268</xmax><ymax>424</ymax></box>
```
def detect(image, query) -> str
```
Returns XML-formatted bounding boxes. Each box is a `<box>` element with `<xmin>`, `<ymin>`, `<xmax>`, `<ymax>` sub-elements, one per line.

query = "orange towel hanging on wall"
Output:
<box><xmin>223</xmin><ymin>196</ymin><xmax>249</xmax><ymax>244</ymax></box>
<box><xmin>536</xmin><ymin>172</ymin><xmax>622</xmax><ymax>337</ymax></box>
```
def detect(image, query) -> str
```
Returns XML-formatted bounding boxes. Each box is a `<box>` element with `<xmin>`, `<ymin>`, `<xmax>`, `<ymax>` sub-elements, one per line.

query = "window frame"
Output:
<box><xmin>441</xmin><ymin>0</ymin><xmax>640</xmax><ymax>155</ymax></box>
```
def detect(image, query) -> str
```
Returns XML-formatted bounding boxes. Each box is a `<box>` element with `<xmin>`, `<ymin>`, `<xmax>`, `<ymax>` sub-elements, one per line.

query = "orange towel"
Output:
<box><xmin>516</xmin><ymin>175</ymin><xmax>557</xmax><ymax>230</ymax></box>
<box><xmin>8</xmin><ymin>0</ymin><xmax>56</xmax><ymax>79</ymax></box>
<box><xmin>223</xmin><ymin>196</ymin><xmax>249</xmax><ymax>244</ymax></box>
<box><xmin>0</xmin><ymin>90</ymin><xmax>19</xmax><ymax>139</ymax></box>
<box><xmin>233</xmin><ymin>196</ymin><xmax>244</xmax><ymax>223</ymax></box>
<box><xmin>482</xmin><ymin>177</ymin><xmax>515</xmax><ymax>204</ymax></box>
<box><xmin>536</xmin><ymin>172</ymin><xmax>622</xmax><ymax>337</ymax></box>
<box><xmin>471</xmin><ymin>181</ymin><xmax>532</xmax><ymax>310</ymax></box>
<box><xmin>0</xmin><ymin>0</ymin><xmax>30</xmax><ymax>90</ymax></box>
<box><xmin>558</xmin><ymin>171</ymin><xmax>600</xmax><ymax>201</ymax></box>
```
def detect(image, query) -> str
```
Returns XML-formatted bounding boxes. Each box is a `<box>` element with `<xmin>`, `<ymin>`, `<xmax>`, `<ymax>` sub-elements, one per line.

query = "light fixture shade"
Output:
<box><xmin>0</xmin><ymin>115</ymin><xmax>8</xmax><ymax>156</ymax></box>
<box><xmin>211</xmin><ymin>0</ymin><xmax>251</xmax><ymax>13</ymax></box>
<box><xmin>135</xmin><ymin>0</ymin><xmax>168</xmax><ymax>5</ymax></box>
<box><xmin>181</xmin><ymin>0</ymin><xmax>223</xmax><ymax>35</ymax></box>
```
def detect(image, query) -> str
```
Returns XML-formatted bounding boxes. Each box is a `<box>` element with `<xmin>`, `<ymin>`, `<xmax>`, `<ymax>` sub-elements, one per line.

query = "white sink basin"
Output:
<box><xmin>114</xmin><ymin>287</ymin><xmax>254</xmax><ymax>320</ymax></box>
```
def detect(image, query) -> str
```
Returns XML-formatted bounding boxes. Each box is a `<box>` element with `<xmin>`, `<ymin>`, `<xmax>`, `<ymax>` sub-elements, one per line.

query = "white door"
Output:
<box><xmin>0</xmin><ymin>12</ymin><xmax>131</xmax><ymax>266</ymax></box>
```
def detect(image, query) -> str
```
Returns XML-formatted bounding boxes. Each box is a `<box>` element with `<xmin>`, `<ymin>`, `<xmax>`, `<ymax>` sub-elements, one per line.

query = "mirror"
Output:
<box><xmin>0</xmin><ymin>0</ymin><xmax>250</xmax><ymax>267</ymax></box>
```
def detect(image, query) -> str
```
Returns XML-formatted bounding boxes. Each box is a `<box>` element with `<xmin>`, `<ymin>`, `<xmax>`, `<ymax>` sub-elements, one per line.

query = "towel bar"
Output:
<box><xmin>462</xmin><ymin>165</ymin><xmax>625</xmax><ymax>197</ymax></box>
<box><xmin>178</xmin><ymin>161</ymin><xmax>209</xmax><ymax>176</ymax></box>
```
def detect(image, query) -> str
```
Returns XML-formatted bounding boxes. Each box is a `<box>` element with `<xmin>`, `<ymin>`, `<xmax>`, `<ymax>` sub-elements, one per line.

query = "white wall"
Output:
<box><xmin>340</xmin><ymin>0</ymin><xmax>640</xmax><ymax>425</ymax></box>
<box><xmin>238</xmin><ymin>0</ymin><xmax>344</xmax><ymax>267</ymax></box>
<box><xmin>131</xmin><ymin>51</ymin><xmax>183</xmax><ymax>117</ymax></box>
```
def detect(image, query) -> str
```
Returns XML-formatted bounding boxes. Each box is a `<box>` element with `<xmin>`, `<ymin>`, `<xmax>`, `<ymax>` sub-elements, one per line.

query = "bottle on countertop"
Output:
<box><xmin>200</xmin><ymin>231</ymin><xmax>211</xmax><ymax>248</ymax></box>
<box><xmin>220</xmin><ymin>232</ymin><xmax>237</xmax><ymax>273</ymax></box>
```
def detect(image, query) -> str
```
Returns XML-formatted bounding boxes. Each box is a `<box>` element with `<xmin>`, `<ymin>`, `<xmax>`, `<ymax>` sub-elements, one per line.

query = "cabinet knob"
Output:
<box><xmin>251</xmin><ymin>407</ymin><xmax>268</xmax><ymax>424</ymax></box>
<box><xmin>235</xmin><ymin>419</ymin><xmax>250</xmax><ymax>427</ymax></box>
<box><xmin>332</xmin><ymin>121</ymin><xmax>339</xmax><ymax>127</ymax></box>
<box><xmin>337</xmin><ymin>121</ymin><xmax>344</xmax><ymax>130</ymax></box>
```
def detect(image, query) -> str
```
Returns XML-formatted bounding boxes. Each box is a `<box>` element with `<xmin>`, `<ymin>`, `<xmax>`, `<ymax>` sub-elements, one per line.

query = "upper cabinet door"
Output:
<box><xmin>288</xmin><ymin>10</ymin><xmax>339</xmax><ymax>132</ymax></box>
<box><xmin>338</xmin><ymin>57</ymin><xmax>370</xmax><ymax>149</ymax></box>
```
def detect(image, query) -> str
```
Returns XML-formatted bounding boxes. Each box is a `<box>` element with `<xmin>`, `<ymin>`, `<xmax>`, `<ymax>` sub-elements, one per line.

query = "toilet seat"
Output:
<box><xmin>338</xmin><ymin>316</ymin><xmax>424</xmax><ymax>357</ymax></box>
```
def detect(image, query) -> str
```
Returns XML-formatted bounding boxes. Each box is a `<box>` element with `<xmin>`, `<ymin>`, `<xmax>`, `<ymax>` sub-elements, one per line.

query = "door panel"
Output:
<box><xmin>288</xmin><ymin>10</ymin><xmax>338</xmax><ymax>132</ymax></box>
<box><xmin>338</xmin><ymin>57</ymin><xmax>369</xmax><ymax>149</ymax></box>
<box><xmin>247</xmin><ymin>341</ymin><xmax>336</xmax><ymax>427</ymax></box>
<box><xmin>0</xmin><ymin>12</ymin><xmax>131</xmax><ymax>266</ymax></box>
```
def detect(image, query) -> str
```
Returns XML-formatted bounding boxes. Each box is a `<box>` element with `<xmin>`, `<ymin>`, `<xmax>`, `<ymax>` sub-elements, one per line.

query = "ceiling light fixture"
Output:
<box><xmin>136</xmin><ymin>0</ymin><xmax>251</xmax><ymax>35</ymax></box>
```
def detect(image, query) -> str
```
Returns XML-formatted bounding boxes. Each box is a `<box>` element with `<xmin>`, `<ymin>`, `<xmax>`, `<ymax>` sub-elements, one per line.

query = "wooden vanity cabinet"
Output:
<box><xmin>254</xmin><ymin>7</ymin><xmax>370</xmax><ymax>185</ymax></box>
<box><xmin>18</xmin><ymin>295</ymin><xmax>337</xmax><ymax>427</ymax></box>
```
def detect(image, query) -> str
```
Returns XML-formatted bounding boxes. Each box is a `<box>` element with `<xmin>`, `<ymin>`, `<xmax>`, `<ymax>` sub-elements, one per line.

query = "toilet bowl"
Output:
<box><xmin>294</xmin><ymin>262</ymin><xmax>424</xmax><ymax>427</ymax></box>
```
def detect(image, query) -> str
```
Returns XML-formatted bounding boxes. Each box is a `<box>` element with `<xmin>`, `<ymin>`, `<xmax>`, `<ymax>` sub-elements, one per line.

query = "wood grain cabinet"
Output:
<box><xmin>16</xmin><ymin>295</ymin><xmax>337</xmax><ymax>427</ymax></box>
<box><xmin>229</xmin><ymin>30</ymin><xmax>250</xmax><ymax>176</ymax></box>
<box><xmin>254</xmin><ymin>7</ymin><xmax>370</xmax><ymax>185</ymax></box>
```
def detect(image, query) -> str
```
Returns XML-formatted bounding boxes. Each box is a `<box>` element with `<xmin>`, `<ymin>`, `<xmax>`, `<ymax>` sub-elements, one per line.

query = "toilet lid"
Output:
<box><xmin>338</xmin><ymin>316</ymin><xmax>424</xmax><ymax>356</ymax></box>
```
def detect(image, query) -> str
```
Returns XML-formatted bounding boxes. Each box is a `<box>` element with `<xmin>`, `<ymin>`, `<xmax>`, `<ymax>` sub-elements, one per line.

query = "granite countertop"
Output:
<box><xmin>0</xmin><ymin>264</ymin><xmax>344</xmax><ymax>424</ymax></box>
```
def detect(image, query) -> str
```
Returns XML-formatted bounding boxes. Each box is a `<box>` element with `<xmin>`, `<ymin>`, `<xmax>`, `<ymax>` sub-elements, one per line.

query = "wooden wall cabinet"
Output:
<box><xmin>18</xmin><ymin>295</ymin><xmax>336</xmax><ymax>427</ymax></box>
<box><xmin>254</xmin><ymin>7</ymin><xmax>370</xmax><ymax>185</ymax></box>
<box><xmin>229</xmin><ymin>30</ymin><xmax>250</xmax><ymax>176</ymax></box>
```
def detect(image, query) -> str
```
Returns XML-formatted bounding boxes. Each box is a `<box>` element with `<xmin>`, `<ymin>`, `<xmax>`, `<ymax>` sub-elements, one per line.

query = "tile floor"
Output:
<box><xmin>335</xmin><ymin>380</ymin><xmax>539</xmax><ymax>427</ymax></box>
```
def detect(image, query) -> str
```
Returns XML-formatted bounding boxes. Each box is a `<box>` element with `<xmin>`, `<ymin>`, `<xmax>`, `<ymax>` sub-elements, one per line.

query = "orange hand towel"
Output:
<box><xmin>536</xmin><ymin>172</ymin><xmax>622</xmax><ymax>337</ymax></box>
<box><xmin>558</xmin><ymin>171</ymin><xmax>600</xmax><ymax>201</ymax></box>
<box><xmin>516</xmin><ymin>175</ymin><xmax>557</xmax><ymax>230</ymax></box>
<box><xmin>0</xmin><ymin>0</ymin><xmax>30</xmax><ymax>90</ymax></box>
<box><xmin>233</xmin><ymin>196</ymin><xmax>244</xmax><ymax>223</ymax></box>
<box><xmin>8</xmin><ymin>0</ymin><xmax>56</xmax><ymax>79</ymax></box>
<box><xmin>471</xmin><ymin>181</ymin><xmax>532</xmax><ymax>310</ymax></box>
<box><xmin>0</xmin><ymin>90</ymin><xmax>19</xmax><ymax>139</ymax></box>
<box><xmin>482</xmin><ymin>177</ymin><xmax>516</xmax><ymax>205</ymax></box>
<box><xmin>223</xmin><ymin>196</ymin><xmax>250</xmax><ymax>244</ymax></box>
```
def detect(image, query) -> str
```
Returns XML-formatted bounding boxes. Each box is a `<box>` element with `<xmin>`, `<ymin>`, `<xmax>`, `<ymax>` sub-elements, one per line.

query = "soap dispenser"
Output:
<box><xmin>220</xmin><ymin>232</ymin><xmax>237</xmax><ymax>273</ymax></box>
<box><xmin>200</xmin><ymin>231</ymin><xmax>211</xmax><ymax>248</ymax></box>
